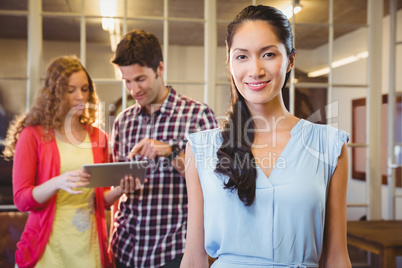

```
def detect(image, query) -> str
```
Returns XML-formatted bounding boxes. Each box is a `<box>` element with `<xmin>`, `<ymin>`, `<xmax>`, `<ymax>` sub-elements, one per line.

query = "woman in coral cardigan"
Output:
<box><xmin>3</xmin><ymin>56</ymin><xmax>140</xmax><ymax>268</ymax></box>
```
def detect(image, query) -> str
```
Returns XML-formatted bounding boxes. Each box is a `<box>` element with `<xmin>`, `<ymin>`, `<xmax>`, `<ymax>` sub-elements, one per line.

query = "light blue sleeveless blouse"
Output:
<box><xmin>187</xmin><ymin>119</ymin><xmax>349</xmax><ymax>268</ymax></box>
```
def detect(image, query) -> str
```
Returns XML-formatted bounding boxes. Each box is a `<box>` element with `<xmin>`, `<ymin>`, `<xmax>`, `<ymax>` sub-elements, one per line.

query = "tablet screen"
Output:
<box><xmin>82</xmin><ymin>161</ymin><xmax>148</xmax><ymax>188</ymax></box>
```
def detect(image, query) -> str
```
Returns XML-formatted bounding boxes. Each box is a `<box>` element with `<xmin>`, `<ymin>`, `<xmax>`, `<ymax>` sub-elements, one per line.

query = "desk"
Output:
<box><xmin>347</xmin><ymin>220</ymin><xmax>402</xmax><ymax>268</ymax></box>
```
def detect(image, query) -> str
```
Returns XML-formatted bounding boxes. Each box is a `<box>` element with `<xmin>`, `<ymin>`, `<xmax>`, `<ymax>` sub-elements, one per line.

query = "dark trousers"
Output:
<box><xmin>115</xmin><ymin>254</ymin><xmax>183</xmax><ymax>268</ymax></box>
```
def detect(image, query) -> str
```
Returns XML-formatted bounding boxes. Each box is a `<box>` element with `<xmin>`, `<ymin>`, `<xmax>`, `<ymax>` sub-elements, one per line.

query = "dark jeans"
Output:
<box><xmin>115</xmin><ymin>254</ymin><xmax>183</xmax><ymax>268</ymax></box>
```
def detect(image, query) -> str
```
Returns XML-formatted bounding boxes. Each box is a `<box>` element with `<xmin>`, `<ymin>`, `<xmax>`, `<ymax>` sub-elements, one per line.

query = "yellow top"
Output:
<box><xmin>36</xmin><ymin>134</ymin><xmax>101</xmax><ymax>268</ymax></box>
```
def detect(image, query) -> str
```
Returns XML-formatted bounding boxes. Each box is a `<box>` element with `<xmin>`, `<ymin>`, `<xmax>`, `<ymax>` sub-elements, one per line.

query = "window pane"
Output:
<box><xmin>167</xmin><ymin>35</ymin><xmax>204</xmax><ymax>81</ymax></box>
<box><xmin>85</xmin><ymin>0</ymin><xmax>122</xmax><ymax>17</ymax></box>
<box><xmin>334</xmin><ymin>24</ymin><xmax>363</xmax><ymax>42</ymax></box>
<box><xmin>396</xmin><ymin>101</ymin><xmax>402</xmax><ymax>166</ymax></box>
<box><xmin>43</xmin><ymin>0</ymin><xmax>82</xmax><ymax>13</ymax></box>
<box><xmin>0</xmin><ymin>0</ymin><xmax>28</xmax><ymax>11</ymax></box>
<box><xmin>397</xmin><ymin>44</ymin><xmax>402</xmax><ymax>94</ymax></box>
<box><xmin>332</xmin><ymin>30</ymin><xmax>368</xmax><ymax>86</ymax></box>
<box><xmin>294</xmin><ymin>49</ymin><xmax>328</xmax><ymax>84</ymax></box>
<box><xmin>296</xmin><ymin>87</ymin><xmax>327</xmax><ymax>124</ymax></box>
<box><xmin>42</xmin><ymin>16</ymin><xmax>80</xmax><ymax>75</ymax></box>
<box><xmin>42</xmin><ymin>41</ymin><xmax>81</xmax><ymax>74</ymax></box>
<box><xmin>0</xmin><ymin>15</ymin><xmax>27</xmax><ymax>41</ymax></box>
<box><xmin>170</xmin><ymin>84</ymin><xmax>204</xmax><ymax>104</ymax></box>
<box><xmin>169</xmin><ymin>0</ymin><xmax>203</xmax><ymax>19</ymax></box>
<box><xmin>294</xmin><ymin>0</ymin><xmax>329</xmax><ymax>24</ymax></box>
<box><xmin>333</xmin><ymin>64</ymin><xmax>368</xmax><ymax>86</ymax></box>
<box><xmin>86</xmin><ymin>49</ymin><xmax>116</xmax><ymax>80</ymax></box>
<box><xmin>332</xmin><ymin>25</ymin><xmax>366</xmax><ymax>76</ymax></box>
<box><xmin>0</xmin><ymin>15</ymin><xmax>27</xmax><ymax>207</ymax></box>
<box><xmin>217</xmin><ymin>22</ymin><xmax>226</xmax><ymax>47</ymax></box>
<box><xmin>216</xmin><ymin>46</ymin><xmax>228</xmax><ymax>82</ymax></box>
<box><xmin>94</xmin><ymin>83</ymin><xmax>125</xmax><ymax>135</ymax></box>
<box><xmin>282</xmin><ymin>87</ymin><xmax>328</xmax><ymax>124</ymax></box>
<box><xmin>128</xmin><ymin>0</ymin><xmax>164</xmax><ymax>17</ymax></box>
<box><xmin>0</xmin><ymin>43</ymin><xmax>27</xmax><ymax>78</ymax></box>
<box><xmin>83</xmin><ymin>0</ymin><xmax>166</xmax><ymax>18</ymax></box>
<box><xmin>126</xmin><ymin>19</ymin><xmax>164</xmax><ymax>44</ymax></box>
<box><xmin>0</xmin><ymin>79</ymin><xmax>26</xmax><ymax>206</ymax></box>
<box><xmin>351</xmin><ymin>96</ymin><xmax>367</xmax><ymax>181</ymax></box>
<box><xmin>87</xmin><ymin>17</ymin><xmax>110</xmax><ymax>43</ymax></box>
<box><xmin>215</xmin><ymin>84</ymin><xmax>231</xmax><ymax>118</ymax></box>
<box><xmin>86</xmin><ymin>18</ymin><xmax>116</xmax><ymax>79</ymax></box>
<box><xmin>0</xmin><ymin>159</ymin><xmax>13</xmax><ymax>204</ymax></box>
<box><xmin>294</xmin><ymin>24</ymin><xmax>329</xmax><ymax>79</ymax></box>
<box><xmin>217</xmin><ymin>0</ymin><xmax>252</xmax><ymax>21</ymax></box>
<box><xmin>43</xmin><ymin>16</ymin><xmax>80</xmax><ymax>42</ymax></box>
<box><xmin>334</xmin><ymin>0</ymin><xmax>367</xmax><ymax>26</ymax></box>
<box><xmin>257</xmin><ymin>0</ymin><xmax>294</xmax><ymax>20</ymax></box>
<box><xmin>295</xmin><ymin>24</ymin><xmax>329</xmax><ymax>50</ymax></box>
<box><xmin>0</xmin><ymin>79</ymin><xmax>27</xmax><ymax>126</ymax></box>
<box><xmin>169</xmin><ymin>21</ymin><xmax>203</xmax><ymax>46</ymax></box>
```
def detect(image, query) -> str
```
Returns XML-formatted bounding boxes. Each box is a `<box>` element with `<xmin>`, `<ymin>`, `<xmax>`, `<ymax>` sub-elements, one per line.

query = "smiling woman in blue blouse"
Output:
<box><xmin>181</xmin><ymin>5</ymin><xmax>352</xmax><ymax>268</ymax></box>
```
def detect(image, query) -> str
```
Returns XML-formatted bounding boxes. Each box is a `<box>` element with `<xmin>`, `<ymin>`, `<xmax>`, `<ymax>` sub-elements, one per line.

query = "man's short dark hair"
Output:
<box><xmin>112</xmin><ymin>29</ymin><xmax>163</xmax><ymax>72</ymax></box>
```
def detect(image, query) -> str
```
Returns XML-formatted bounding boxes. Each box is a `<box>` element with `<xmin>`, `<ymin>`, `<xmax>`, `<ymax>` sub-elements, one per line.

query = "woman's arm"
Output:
<box><xmin>320</xmin><ymin>143</ymin><xmax>351</xmax><ymax>267</ymax></box>
<box><xmin>32</xmin><ymin>169</ymin><xmax>90</xmax><ymax>204</ymax></box>
<box><xmin>180</xmin><ymin>142</ymin><xmax>209</xmax><ymax>268</ymax></box>
<box><xmin>13</xmin><ymin>128</ymin><xmax>90</xmax><ymax>209</ymax></box>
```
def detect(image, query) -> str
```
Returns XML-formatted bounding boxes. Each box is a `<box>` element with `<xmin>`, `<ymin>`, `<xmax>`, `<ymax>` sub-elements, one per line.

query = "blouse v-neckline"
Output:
<box><xmin>255</xmin><ymin>119</ymin><xmax>303</xmax><ymax>182</ymax></box>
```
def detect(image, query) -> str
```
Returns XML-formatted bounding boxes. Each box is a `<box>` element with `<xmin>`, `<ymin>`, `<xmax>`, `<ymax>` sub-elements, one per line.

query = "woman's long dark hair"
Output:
<box><xmin>215</xmin><ymin>5</ymin><xmax>295</xmax><ymax>206</ymax></box>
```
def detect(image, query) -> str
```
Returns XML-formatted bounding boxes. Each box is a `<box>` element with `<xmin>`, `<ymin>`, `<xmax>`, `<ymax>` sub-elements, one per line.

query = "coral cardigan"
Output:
<box><xmin>13</xmin><ymin>125</ymin><xmax>111</xmax><ymax>268</ymax></box>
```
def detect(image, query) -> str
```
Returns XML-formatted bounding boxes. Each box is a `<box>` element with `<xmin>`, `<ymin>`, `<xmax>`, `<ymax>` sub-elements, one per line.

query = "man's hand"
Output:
<box><xmin>128</xmin><ymin>138</ymin><xmax>172</xmax><ymax>159</ymax></box>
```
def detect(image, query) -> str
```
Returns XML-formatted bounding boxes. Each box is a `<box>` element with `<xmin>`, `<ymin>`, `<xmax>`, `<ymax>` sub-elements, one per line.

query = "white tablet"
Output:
<box><xmin>82</xmin><ymin>161</ymin><xmax>148</xmax><ymax>188</ymax></box>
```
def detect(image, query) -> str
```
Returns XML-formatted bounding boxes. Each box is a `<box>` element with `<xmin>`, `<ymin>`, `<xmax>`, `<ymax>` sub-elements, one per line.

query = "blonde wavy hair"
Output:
<box><xmin>2</xmin><ymin>55</ymin><xmax>99</xmax><ymax>159</ymax></box>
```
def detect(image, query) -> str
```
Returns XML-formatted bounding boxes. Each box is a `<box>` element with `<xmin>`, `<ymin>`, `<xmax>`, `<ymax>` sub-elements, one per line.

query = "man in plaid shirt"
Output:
<box><xmin>110</xmin><ymin>29</ymin><xmax>218</xmax><ymax>268</ymax></box>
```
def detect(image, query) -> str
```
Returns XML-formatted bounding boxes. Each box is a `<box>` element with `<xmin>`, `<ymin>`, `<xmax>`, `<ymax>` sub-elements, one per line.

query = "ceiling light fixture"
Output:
<box><xmin>307</xmin><ymin>51</ymin><xmax>369</xmax><ymax>77</ymax></box>
<box><xmin>100</xmin><ymin>0</ymin><xmax>116</xmax><ymax>31</ymax></box>
<box><xmin>283</xmin><ymin>0</ymin><xmax>303</xmax><ymax>19</ymax></box>
<box><xmin>100</xmin><ymin>0</ymin><xmax>120</xmax><ymax>52</ymax></box>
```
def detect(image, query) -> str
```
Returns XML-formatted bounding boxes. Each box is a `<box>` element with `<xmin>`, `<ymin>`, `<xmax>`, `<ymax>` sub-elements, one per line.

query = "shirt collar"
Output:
<box><xmin>159</xmin><ymin>86</ymin><xmax>178</xmax><ymax>117</ymax></box>
<box><xmin>137</xmin><ymin>86</ymin><xmax>178</xmax><ymax>117</ymax></box>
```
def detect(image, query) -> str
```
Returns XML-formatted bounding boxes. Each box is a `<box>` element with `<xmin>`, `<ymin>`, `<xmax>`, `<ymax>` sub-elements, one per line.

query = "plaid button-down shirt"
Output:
<box><xmin>111</xmin><ymin>87</ymin><xmax>218</xmax><ymax>267</ymax></box>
